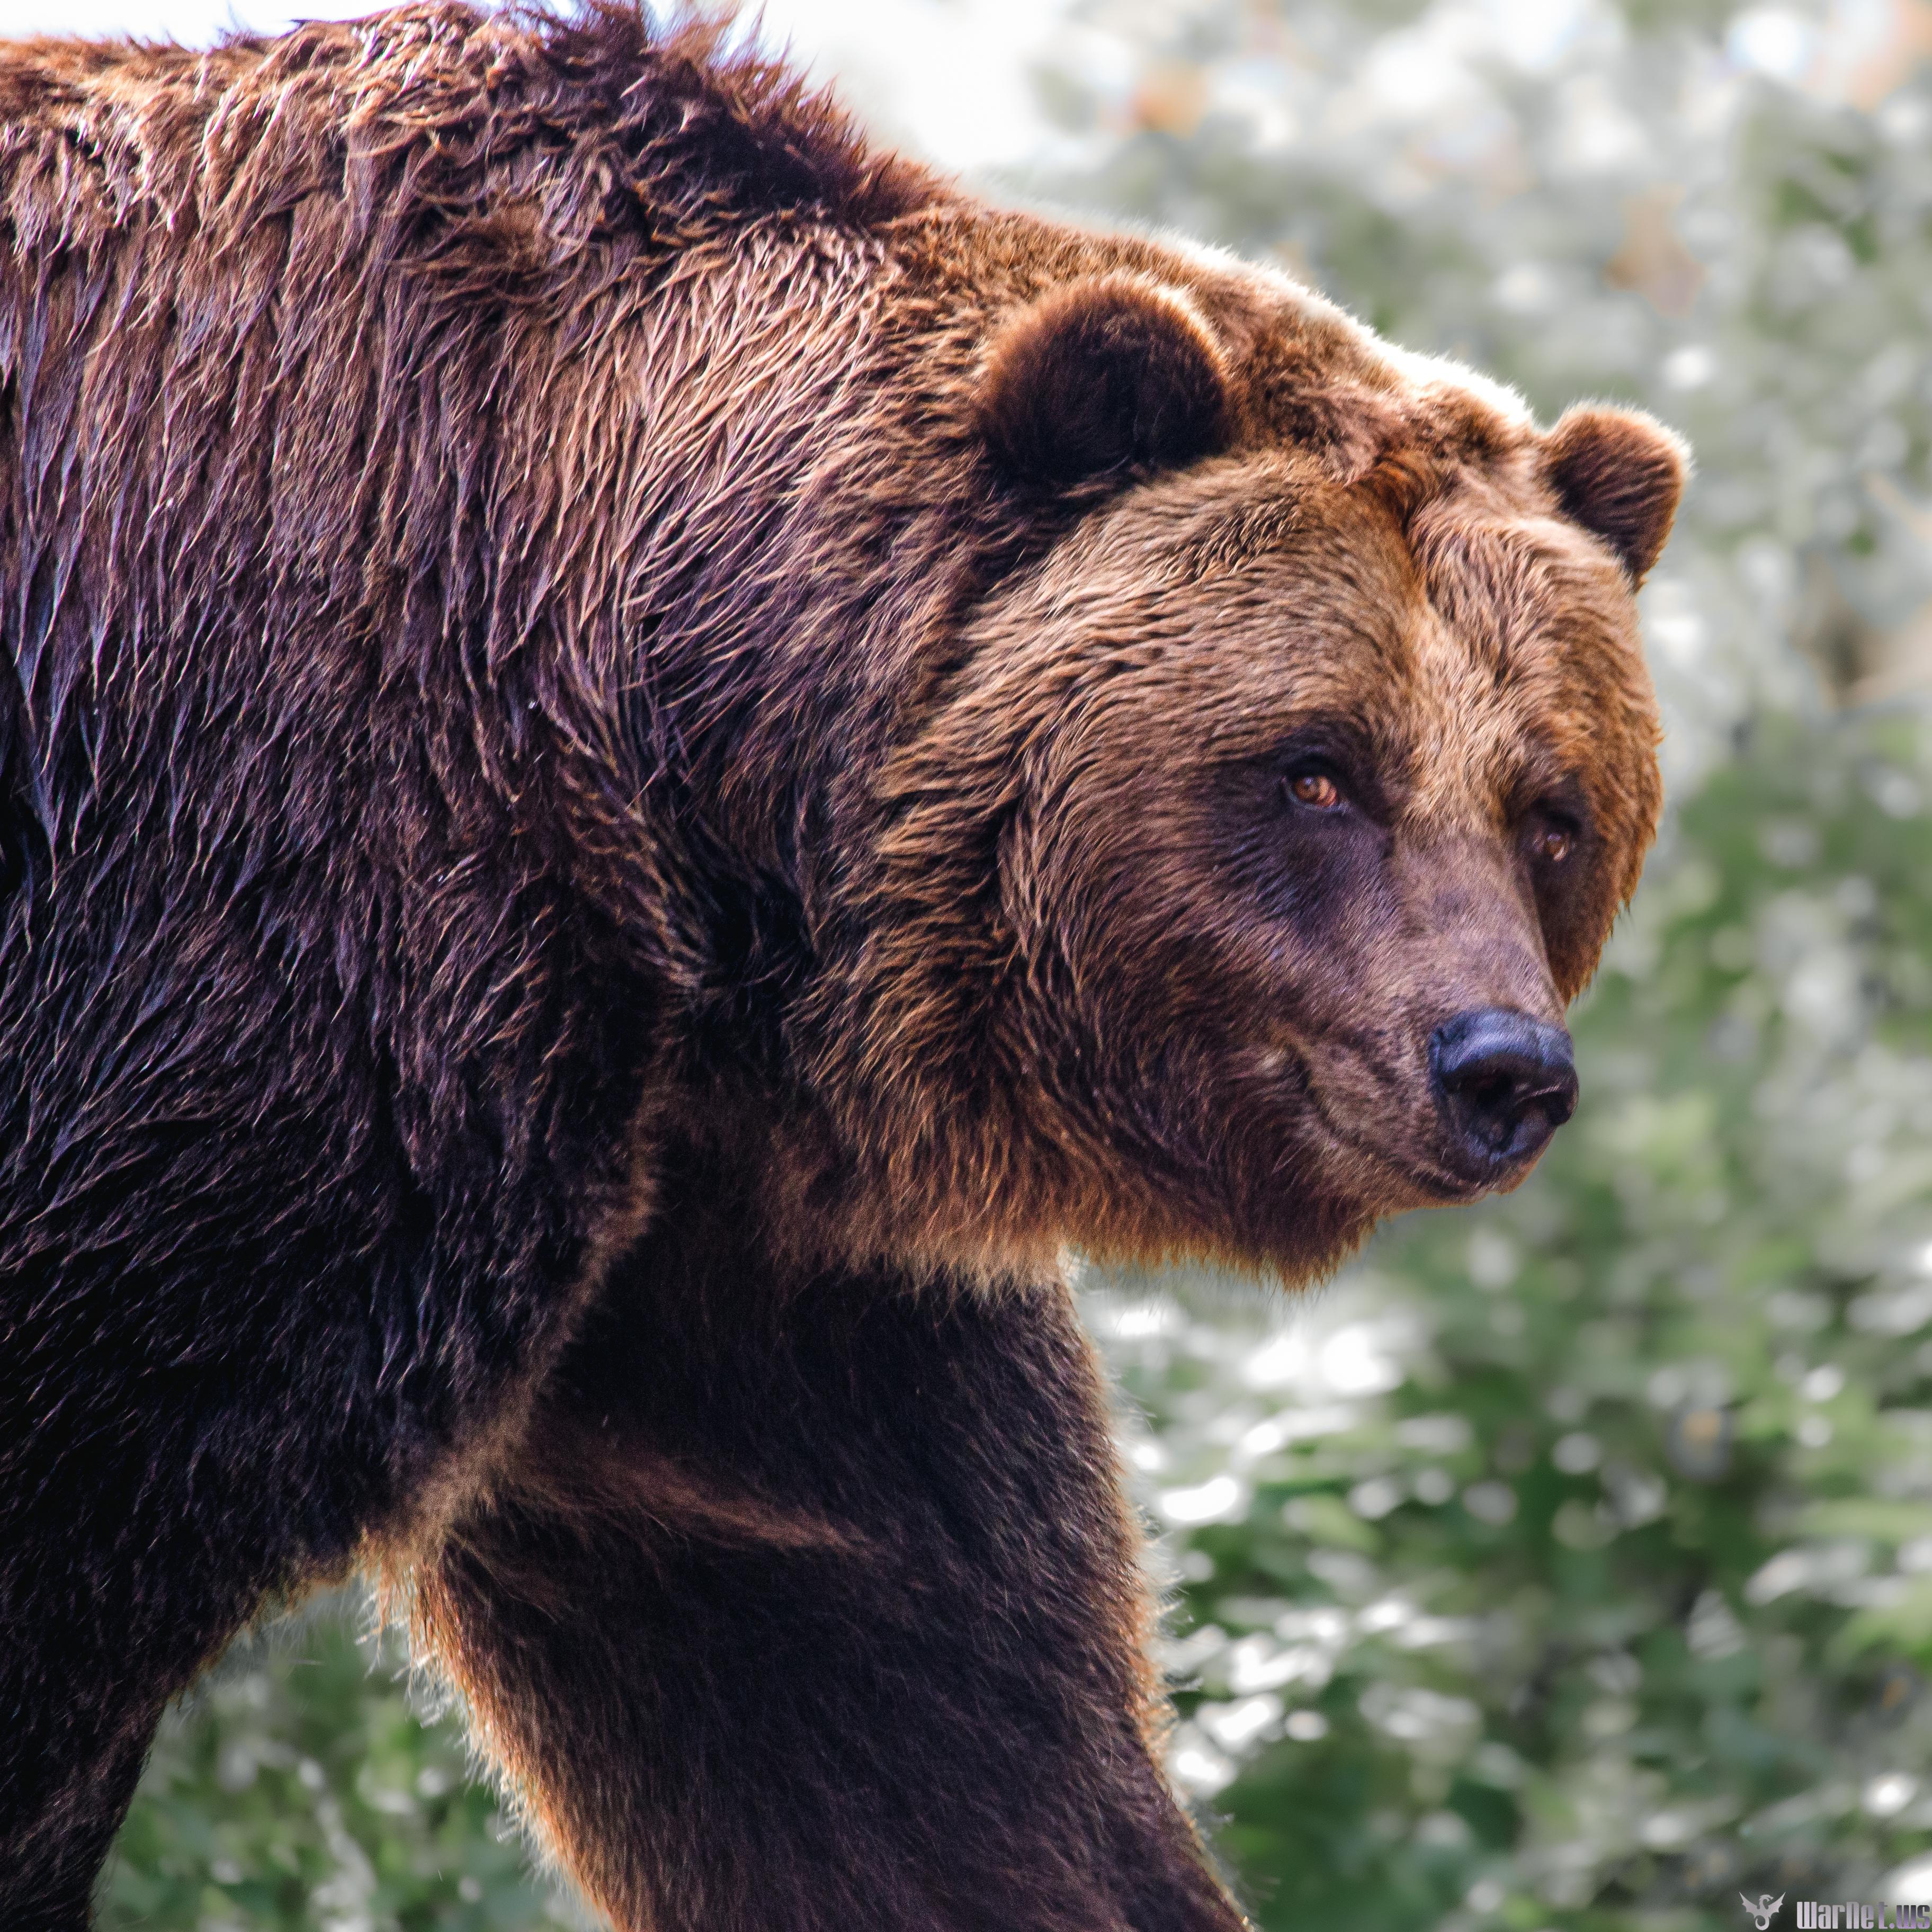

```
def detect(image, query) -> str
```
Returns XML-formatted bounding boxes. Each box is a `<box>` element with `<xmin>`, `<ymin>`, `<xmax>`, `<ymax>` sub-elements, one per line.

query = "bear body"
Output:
<box><xmin>0</xmin><ymin>7</ymin><xmax>1681</xmax><ymax>1926</ymax></box>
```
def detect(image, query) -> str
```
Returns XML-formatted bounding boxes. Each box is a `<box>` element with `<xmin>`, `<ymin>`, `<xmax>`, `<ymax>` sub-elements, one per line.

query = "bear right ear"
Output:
<box><xmin>977</xmin><ymin>275</ymin><xmax>1233</xmax><ymax>488</ymax></box>
<box><xmin>1542</xmin><ymin>405</ymin><xmax>1689</xmax><ymax>585</ymax></box>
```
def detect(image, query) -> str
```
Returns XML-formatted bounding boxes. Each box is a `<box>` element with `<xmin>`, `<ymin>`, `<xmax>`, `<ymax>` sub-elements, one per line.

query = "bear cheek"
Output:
<box><xmin>1535</xmin><ymin>869</ymin><xmax>1616</xmax><ymax>1003</ymax></box>
<box><xmin>1192</xmin><ymin>833</ymin><xmax>1421</xmax><ymax>1164</ymax></box>
<box><xmin>1115</xmin><ymin>765</ymin><xmax>1394</xmax><ymax>1050</ymax></box>
<box><xmin>1528</xmin><ymin>737</ymin><xmax>1662</xmax><ymax>999</ymax></box>
<box><xmin>1025</xmin><ymin>805</ymin><xmax>1345</xmax><ymax>1181</ymax></box>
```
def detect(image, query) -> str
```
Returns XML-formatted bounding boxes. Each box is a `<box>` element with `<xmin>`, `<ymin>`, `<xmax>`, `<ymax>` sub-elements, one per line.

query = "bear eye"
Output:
<box><xmin>1287</xmin><ymin>770</ymin><xmax>1345</xmax><ymax>812</ymax></box>
<box><xmin>1529</xmin><ymin>818</ymin><xmax>1576</xmax><ymax>865</ymax></box>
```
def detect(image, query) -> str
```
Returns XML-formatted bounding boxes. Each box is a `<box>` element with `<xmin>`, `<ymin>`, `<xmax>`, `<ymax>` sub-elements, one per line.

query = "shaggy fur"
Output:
<box><xmin>0</xmin><ymin>6</ymin><xmax>1683</xmax><ymax>1927</ymax></box>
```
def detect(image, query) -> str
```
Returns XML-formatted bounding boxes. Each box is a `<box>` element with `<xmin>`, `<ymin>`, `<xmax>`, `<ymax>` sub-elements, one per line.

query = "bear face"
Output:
<box><xmin>825</xmin><ymin>273</ymin><xmax>1679</xmax><ymax>1283</ymax></box>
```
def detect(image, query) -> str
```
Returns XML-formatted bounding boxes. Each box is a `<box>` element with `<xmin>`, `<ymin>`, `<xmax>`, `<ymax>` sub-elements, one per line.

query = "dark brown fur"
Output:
<box><xmin>0</xmin><ymin>7</ymin><xmax>1683</xmax><ymax>1926</ymax></box>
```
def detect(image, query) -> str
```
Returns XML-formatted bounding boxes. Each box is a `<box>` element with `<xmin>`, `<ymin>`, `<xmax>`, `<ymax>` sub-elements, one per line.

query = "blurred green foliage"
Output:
<box><xmin>100</xmin><ymin>1</ymin><xmax>1932</xmax><ymax>1927</ymax></box>
<box><xmin>101</xmin><ymin>1604</ymin><xmax>578</xmax><ymax>1930</ymax></box>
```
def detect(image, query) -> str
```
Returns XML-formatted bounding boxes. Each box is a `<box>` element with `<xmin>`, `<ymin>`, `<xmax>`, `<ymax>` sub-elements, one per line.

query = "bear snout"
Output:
<box><xmin>1428</xmin><ymin>1007</ymin><xmax>1579</xmax><ymax>1175</ymax></box>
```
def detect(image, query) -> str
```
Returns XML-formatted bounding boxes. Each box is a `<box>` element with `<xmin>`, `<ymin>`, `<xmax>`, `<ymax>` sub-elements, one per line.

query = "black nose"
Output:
<box><xmin>1429</xmin><ymin>1007</ymin><xmax>1578</xmax><ymax>1168</ymax></box>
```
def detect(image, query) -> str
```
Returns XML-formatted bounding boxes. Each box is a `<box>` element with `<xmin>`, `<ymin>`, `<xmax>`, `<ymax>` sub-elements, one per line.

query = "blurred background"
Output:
<box><xmin>17</xmin><ymin>0</ymin><xmax>1932</xmax><ymax>1925</ymax></box>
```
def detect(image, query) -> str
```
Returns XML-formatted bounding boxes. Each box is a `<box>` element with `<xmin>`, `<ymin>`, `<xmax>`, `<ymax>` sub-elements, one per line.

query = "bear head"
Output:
<box><xmin>812</xmin><ymin>263</ymin><xmax>1682</xmax><ymax>1284</ymax></box>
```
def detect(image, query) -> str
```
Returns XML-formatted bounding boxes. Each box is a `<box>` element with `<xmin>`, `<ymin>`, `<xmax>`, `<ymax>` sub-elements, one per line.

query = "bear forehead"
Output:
<box><xmin>1001</xmin><ymin>445</ymin><xmax>1653</xmax><ymax>823</ymax></box>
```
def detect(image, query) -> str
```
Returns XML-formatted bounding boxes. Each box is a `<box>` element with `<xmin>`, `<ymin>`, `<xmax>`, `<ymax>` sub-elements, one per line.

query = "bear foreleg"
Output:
<box><xmin>406</xmin><ymin>1230</ymin><xmax>1250</xmax><ymax>1931</ymax></box>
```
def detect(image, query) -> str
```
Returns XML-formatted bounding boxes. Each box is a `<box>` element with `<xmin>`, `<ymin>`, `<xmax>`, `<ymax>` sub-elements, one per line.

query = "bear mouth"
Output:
<box><xmin>1300</xmin><ymin>1083</ymin><xmax>1545</xmax><ymax>1208</ymax></box>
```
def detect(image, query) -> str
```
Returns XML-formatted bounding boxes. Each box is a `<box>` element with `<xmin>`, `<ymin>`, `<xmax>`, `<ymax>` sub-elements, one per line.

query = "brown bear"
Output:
<box><xmin>0</xmin><ymin>5</ymin><xmax>1683</xmax><ymax>1927</ymax></box>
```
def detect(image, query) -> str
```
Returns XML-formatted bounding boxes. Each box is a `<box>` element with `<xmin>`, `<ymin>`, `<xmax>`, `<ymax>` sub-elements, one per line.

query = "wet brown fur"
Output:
<box><xmin>0</xmin><ymin>6</ymin><xmax>1683</xmax><ymax>1927</ymax></box>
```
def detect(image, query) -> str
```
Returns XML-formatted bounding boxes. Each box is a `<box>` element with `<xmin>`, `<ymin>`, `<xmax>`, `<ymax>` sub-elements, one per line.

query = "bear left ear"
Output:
<box><xmin>1542</xmin><ymin>405</ymin><xmax>1690</xmax><ymax>584</ymax></box>
<box><xmin>977</xmin><ymin>274</ymin><xmax>1233</xmax><ymax>488</ymax></box>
